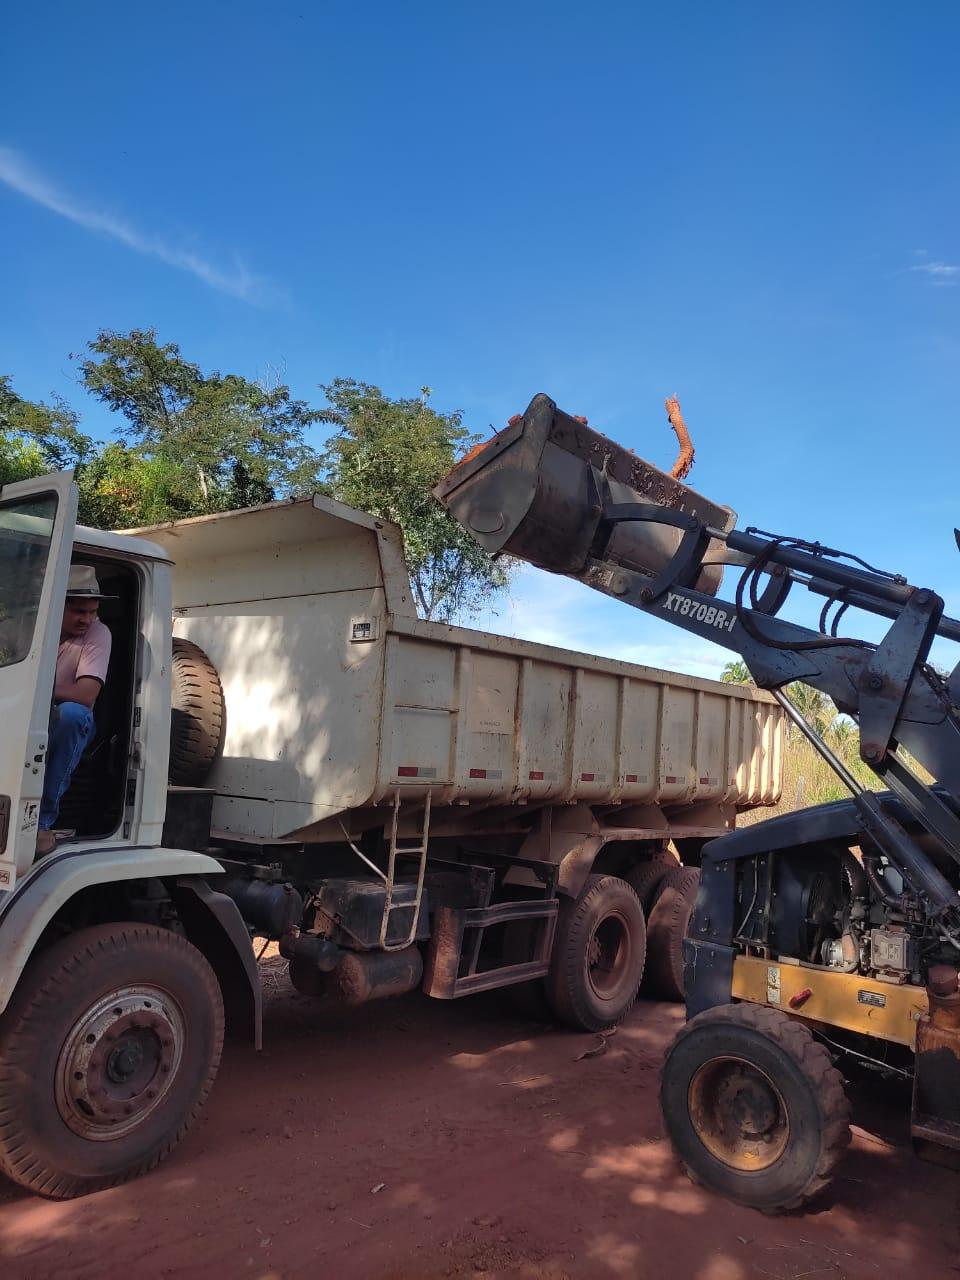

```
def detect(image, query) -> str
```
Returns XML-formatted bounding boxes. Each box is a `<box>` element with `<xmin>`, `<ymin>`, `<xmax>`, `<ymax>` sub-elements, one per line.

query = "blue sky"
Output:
<box><xmin>3</xmin><ymin>2</ymin><xmax>958</xmax><ymax>679</ymax></box>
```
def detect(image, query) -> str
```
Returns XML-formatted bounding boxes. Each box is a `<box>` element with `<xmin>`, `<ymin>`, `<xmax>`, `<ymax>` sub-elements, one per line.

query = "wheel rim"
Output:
<box><xmin>585</xmin><ymin>909</ymin><xmax>633</xmax><ymax>1000</ymax></box>
<box><xmin>55</xmin><ymin>985</ymin><xmax>185</xmax><ymax>1141</ymax></box>
<box><xmin>687</xmin><ymin>1055</ymin><xmax>790</xmax><ymax>1171</ymax></box>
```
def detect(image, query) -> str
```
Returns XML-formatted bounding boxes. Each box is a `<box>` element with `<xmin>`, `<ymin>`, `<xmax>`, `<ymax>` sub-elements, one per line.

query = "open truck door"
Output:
<box><xmin>0</xmin><ymin>471</ymin><xmax>77</xmax><ymax>891</ymax></box>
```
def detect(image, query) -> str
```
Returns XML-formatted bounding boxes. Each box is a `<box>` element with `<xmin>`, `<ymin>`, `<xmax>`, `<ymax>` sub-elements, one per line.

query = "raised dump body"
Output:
<box><xmin>138</xmin><ymin>493</ymin><xmax>782</xmax><ymax>845</ymax></box>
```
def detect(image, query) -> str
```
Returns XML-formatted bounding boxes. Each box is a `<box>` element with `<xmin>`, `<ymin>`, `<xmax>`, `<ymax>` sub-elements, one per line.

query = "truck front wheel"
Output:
<box><xmin>0</xmin><ymin>923</ymin><xmax>224</xmax><ymax>1199</ymax></box>
<box><xmin>546</xmin><ymin>874</ymin><xmax>646</xmax><ymax>1032</ymax></box>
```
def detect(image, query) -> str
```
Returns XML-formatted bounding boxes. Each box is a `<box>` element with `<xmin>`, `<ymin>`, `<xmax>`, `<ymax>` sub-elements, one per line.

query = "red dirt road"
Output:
<box><xmin>1</xmin><ymin>959</ymin><xmax>958</xmax><ymax>1279</ymax></box>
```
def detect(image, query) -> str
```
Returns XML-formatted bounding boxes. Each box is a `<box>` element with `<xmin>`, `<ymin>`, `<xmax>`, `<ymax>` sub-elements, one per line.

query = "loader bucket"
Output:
<box><xmin>433</xmin><ymin>393</ymin><xmax>735</xmax><ymax>596</ymax></box>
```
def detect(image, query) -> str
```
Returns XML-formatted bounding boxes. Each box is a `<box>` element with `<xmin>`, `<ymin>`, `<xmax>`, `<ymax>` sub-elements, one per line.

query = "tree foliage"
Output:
<box><xmin>78</xmin><ymin>329</ymin><xmax>326</xmax><ymax>511</ymax></box>
<box><xmin>0</xmin><ymin>375</ymin><xmax>93</xmax><ymax>486</ymax></box>
<box><xmin>1</xmin><ymin>344</ymin><xmax>514</xmax><ymax>622</ymax></box>
<box><xmin>720</xmin><ymin>659</ymin><xmax>751</xmax><ymax>685</ymax></box>
<box><xmin>319</xmin><ymin>379</ymin><xmax>511</xmax><ymax>620</ymax></box>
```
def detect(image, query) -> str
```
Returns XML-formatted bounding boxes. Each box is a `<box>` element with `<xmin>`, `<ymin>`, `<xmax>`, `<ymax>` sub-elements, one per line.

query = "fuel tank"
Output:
<box><xmin>433</xmin><ymin>393</ymin><xmax>735</xmax><ymax>596</ymax></box>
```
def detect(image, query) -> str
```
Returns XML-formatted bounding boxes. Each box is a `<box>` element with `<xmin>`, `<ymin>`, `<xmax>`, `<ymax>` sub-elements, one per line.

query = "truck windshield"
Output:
<box><xmin>0</xmin><ymin>492</ymin><xmax>58</xmax><ymax>669</ymax></box>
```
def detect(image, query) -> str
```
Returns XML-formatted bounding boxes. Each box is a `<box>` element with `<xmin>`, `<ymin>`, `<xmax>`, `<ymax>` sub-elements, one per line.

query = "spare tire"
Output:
<box><xmin>169</xmin><ymin>637</ymin><xmax>225</xmax><ymax>786</ymax></box>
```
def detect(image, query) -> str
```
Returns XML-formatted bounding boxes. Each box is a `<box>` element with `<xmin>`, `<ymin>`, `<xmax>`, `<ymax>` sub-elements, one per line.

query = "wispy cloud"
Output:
<box><xmin>0</xmin><ymin>146</ymin><xmax>277</xmax><ymax>303</ymax></box>
<box><xmin>911</xmin><ymin>259</ymin><xmax>960</xmax><ymax>287</ymax></box>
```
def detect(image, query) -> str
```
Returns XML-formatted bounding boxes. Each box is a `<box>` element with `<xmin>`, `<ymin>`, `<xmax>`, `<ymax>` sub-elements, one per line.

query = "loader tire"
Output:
<box><xmin>0</xmin><ymin>924</ymin><xmax>224</xmax><ymax>1199</ymax></box>
<box><xmin>625</xmin><ymin>855</ymin><xmax>679</xmax><ymax>914</ymax></box>
<box><xmin>546</xmin><ymin>874</ymin><xmax>646</xmax><ymax>1032</ymax></box>
<box><xmin>644</xmin><ymin>867</ymin><xmax>700</xmax><ymax>1001</ymax></box>
<box><xmin>170</xmin><ymin>637</ymin><xmax>225</xmax><ymax>786</ymax></box>
<box><xmin>660</xmin><ymin>1003</ymin><xmax>851</xmax><ymax>1212</ymax></box>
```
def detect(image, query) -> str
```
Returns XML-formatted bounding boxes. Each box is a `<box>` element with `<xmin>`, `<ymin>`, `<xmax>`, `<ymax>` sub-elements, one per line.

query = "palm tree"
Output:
<box><xmin>721</xmin><ymin>660</ymin><xmax>752</xmax><ymax>685</ymax></box>
<box><xmin>828</xmin><ymin>716</ymin><xmax>857</xmax><ymax>760</ymax></box>
<box><xmin>784</xmin><ymin>682</ymin><xmax>835</xmax><ymax>738</ymax></box>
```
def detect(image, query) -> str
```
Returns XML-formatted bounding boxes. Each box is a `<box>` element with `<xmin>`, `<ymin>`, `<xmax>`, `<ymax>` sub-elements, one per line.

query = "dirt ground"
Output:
<box><xmin>1</xmin><ymin>956</ymin><xmax>959</xmax><ymax>1280</ymax></box>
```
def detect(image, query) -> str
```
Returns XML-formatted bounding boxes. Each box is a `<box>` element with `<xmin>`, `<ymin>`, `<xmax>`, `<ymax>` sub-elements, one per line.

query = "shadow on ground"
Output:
<box><xmin>1</xmin><ymin>957</ymin><xmax>958</xmax><ymax>1279</ymax></box>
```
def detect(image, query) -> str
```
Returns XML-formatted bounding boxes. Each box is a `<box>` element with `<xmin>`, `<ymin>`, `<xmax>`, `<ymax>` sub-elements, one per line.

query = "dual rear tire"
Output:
<box><xmin>626</xmin><ymin>857</ymin><xmax>701</xmax><ymax>1001</ymax></box>
<box><xmin>546</xmin><ymin>874</ymin><xmax>647</xmax><ymax>1032</ymax></box>
<box><xmin>508</xmin><ymin>859</ymin><xmax>701</xmax><ymax>1032</ymax></box>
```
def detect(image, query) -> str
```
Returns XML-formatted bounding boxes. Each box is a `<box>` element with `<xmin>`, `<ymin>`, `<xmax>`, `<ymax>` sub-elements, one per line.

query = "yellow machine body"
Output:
<box><xmin>731</xmin><ymin>955</ymin><xmax>927</xmax><ymax>1049</ymax></box>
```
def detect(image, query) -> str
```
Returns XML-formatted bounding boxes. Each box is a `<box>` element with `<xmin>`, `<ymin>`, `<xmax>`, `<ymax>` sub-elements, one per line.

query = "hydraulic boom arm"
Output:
<box><xmin>435</xmin><ymin>394</ymin><xmax>960</xmax><ymax>933</ymax></box>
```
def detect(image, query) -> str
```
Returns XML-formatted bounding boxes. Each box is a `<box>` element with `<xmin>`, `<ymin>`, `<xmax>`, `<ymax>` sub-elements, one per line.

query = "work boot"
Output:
<box><xmin>35</xmin><ymin>829</ymin><xmax>56</xmax><ymax>857</ymax></box>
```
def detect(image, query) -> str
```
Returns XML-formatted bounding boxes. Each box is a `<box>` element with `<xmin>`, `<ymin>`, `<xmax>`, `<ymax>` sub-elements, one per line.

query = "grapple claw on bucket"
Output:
<box><xmin>433</xmin><ymin>393</ymin><xmax>736</xmax><ymax>597</ymax></box>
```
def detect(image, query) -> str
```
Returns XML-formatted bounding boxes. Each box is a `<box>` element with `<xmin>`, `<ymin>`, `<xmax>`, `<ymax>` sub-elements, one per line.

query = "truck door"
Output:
<box><xmin>0</xmin><ymin>472</ymin><xmax>78</xmax><ymax>890</ymax></box>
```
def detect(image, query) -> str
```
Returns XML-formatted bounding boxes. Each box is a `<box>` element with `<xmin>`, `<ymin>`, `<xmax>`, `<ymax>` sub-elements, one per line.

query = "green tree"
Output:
<box><xmin>0</xmin><ymin>375</ymin><xmax>94</xmax><ymax>486</ymax></box>
<box><xmin>74</xmin><ymin>444</ymin><xmax>206</xmax><ymax>529</ymax></box>
<box><xmin>77</xmin><ymin>329</ymin><xmax>326</xmax><ymax>511</ymax></box>
<box><xmin>785</xmin><ymin>681</ymin><xmax>834</xmax><ymax>736</ymax></box>
<box><xmin>721</xmin><ymin>659</ymin><xmax>752</xmax><ymax>685</ymax></box>
<box><xmin>319</xmin><ymin>379</ymin><xmax>511</xmax><ymax>620</ymax></box>
<box><xmin>827</xmin><ymin>715</ymin><xmax>857</xmax><ymax>761</ymax></box>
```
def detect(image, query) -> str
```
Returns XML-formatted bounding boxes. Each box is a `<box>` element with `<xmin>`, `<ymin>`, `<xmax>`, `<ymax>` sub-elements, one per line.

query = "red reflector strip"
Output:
<box><xmin>397</xmin><ymin>766</ymin><xmax>419</xmax><ymax>777</ymax></box>
<box><xmin>529</xmin><ymin>770</ymin><xmax>544</xmax><ymax>780</ymax></box>
<box><xmin>580</xmin><ymin>772</ymin><xmax>595</xmax><ymax>782</ymax></box>
<box><xmin>625</xmin><ymin>773</ymin><xmax>638</xmax><ymax>783</ymax></box>
<box><xmin>700</xmin><ymin>776</ymin><xmax>710</xmax><ymax>784</ymax></box>
<box><xmin>665</xmin><ymin>775</ymin><xmax>678</xmax><ymax>784</ymax></box>
<box><xmin>469</xmin><ymin>768</ymin><xmax>487</xmax><ymax>779</ymax></box>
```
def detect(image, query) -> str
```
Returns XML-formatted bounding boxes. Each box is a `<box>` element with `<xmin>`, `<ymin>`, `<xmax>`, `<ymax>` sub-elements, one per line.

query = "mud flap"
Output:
<box><xmin>171</xmin><ymin>878</ymin><xmax>263</xmax><ymax>1049</ymax></box>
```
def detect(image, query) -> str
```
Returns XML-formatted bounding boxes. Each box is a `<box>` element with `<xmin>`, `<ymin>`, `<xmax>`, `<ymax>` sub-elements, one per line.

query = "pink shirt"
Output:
<box><xmin>56</xmin><ymin>618</ymin><xmax>112</xmax><ymax>691</ymax></box>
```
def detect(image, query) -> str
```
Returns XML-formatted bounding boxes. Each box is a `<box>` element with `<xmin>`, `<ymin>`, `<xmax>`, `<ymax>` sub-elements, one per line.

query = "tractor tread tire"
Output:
<box><xmin>645</xmin><ymin>866</ymin><xmax>700</xmax><ymax>1001</ymax></box>
<box><xmin>662</xmin><ymin>1002</ymin><xmax>851</xmax><ymax>1212</ymax></box>
<box><xmin>0</xmin><ymin>923</ymin><xmax>224</xmax><ymax>1200</ymax></box>
<box><xmin>170</xmin><ymin>637</ymin><xmax>225</xmax><ymax>786</ymax></box>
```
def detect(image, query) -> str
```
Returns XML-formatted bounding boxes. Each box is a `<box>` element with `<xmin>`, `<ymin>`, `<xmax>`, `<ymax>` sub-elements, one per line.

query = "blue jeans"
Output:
<box><xmin>39</xmin><ymin>702</ymin><xmax>94</xmax><ymax>830</ymax></box>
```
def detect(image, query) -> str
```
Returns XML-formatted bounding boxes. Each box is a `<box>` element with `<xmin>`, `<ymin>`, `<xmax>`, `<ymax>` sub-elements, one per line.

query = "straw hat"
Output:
<box><xmin>66</xmin><ymin>565</ymin><xmax>117</xmax><ymax>600</ymax></box>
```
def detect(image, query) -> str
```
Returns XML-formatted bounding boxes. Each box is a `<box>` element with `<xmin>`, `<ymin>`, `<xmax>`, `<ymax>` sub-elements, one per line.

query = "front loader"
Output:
<box><xmin>435</xmin><ymin>392</ymin><xmax>960</xmax><ymax>1211</ymax></box>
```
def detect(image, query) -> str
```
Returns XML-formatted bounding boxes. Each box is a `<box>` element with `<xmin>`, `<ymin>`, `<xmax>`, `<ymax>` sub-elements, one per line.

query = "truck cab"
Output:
<box><xmin>0</xmin><ymin>473</ymin><xmax>175</xmax><ymax>882</ymax></box>
<box><xmin>0</xmin><ymin>472</ymin><xmax>258</xmax><ymax>1200</ymax></box>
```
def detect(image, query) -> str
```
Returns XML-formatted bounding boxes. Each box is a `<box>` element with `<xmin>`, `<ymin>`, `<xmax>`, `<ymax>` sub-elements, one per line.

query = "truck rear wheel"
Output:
<box><xmin>645</xmin><ymin>867</ymin><xmax>700</xmax><ymax>1001</ymax></box>
<box><xmin>0</xmin><ymin>923</ymin><xmax>224</xmax><ymax>1199</ymax></box>
<box><xmin>660</xmin><ymin>1003</ymin><xmax>851</xmax><ymax>1212</ymax></box>
<box><xmin>624</xmin><ymin>854</ymin><xmax>678</xmax><ymax>914</ymax></box>
<box><xmin>546</xmin><ymin>874</ymin><xmax>646</xmax><ymax>1032</ymax></box>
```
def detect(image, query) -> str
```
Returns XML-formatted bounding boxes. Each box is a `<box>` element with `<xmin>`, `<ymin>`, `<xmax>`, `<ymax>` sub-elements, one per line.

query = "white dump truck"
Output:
<box><xmin>0</xmin><ymin>470</ymin><xmax>783</xmax><ymax>1198</ymax></box>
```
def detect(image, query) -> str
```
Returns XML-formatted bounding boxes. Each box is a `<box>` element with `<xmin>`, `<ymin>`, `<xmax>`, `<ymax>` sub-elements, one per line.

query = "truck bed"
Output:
<box><xmin>134</xmin><ymin>494</ymin><xmax>782</xmax><ymax>841</ymax></box>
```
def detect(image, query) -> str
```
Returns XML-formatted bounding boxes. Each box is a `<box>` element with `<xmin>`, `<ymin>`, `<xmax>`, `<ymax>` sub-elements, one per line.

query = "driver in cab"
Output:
<box><xmin>36</xmin><ymin>565</ymin><xmax>113</xmax><ymax>855</ymax></box>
